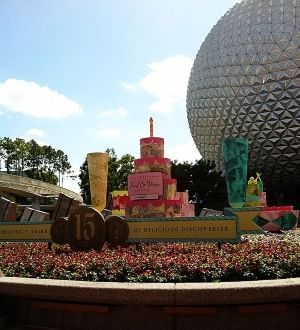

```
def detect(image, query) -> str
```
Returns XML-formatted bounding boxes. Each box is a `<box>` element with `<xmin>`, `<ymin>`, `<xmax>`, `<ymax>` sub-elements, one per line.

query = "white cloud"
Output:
<box><xmin>0</xmin><ymin>79</ymin><xmax>83</xmax><ymax>119</ymax></box>
<box><xmin>25</xmin><ymin>128</ymin><xmax>46</xmax><ymax>138</ymax></box>
<box><xmin>0</xmin><ymin>110</ymin><xmax>3</xmax><ymax>115</ymax></box>
<box><xmin>121</xmin><ymin>81</ymin><xmax>135</xmax><ymax>91</ymax></box>
<box><xmin>165</xmin><ymin>139</ymin><xmax>201</xmax><ymax>163</ymax></box>
<box><xmin>140</xmin><ymin>55</ymin><xmax>193</xmax><ymax>114</ymax></box>
<box><xmin>21</xmin><ymin>128</ymin><xmax>47</xmax><ymax>145</ymax></box>
<box><xmin>97</xmin><ymin>107</ymin><xmax>127</xmax><ymax>118</ymax></box>
<box><xmin>96</xmin><ymin>128</ymin><xmax>121</xmax><ymax>138</ymax></box>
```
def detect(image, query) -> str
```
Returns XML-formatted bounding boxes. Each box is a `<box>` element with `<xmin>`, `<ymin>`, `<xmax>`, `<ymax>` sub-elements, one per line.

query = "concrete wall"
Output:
<box><xmin>0</xmin><ymin>277</ymin><xmax>299</xmax><ymax>330</ymax></box>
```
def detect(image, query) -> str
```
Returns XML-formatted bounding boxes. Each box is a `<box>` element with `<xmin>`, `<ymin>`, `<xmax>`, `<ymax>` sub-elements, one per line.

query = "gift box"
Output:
<box><xmin>257</xmin><ymin>206</ymin><xmax>299</xmax><ymax>232</ymax></box>
<box><xmin>163</xmin><ymin>177</ymin><xmax>177</xmax><ymax>200</ymax></box>
<box><xmin>112</xmin><ymin>191</ymin><xmax>129</xmax><ymax>216</ymax></box>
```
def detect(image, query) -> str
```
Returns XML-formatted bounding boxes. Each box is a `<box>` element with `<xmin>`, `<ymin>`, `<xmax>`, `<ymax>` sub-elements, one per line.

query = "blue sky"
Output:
<box><xmin>0</xmin><ymin>0</ymin><xmax>238</xmax><ymax>192</ymax></box>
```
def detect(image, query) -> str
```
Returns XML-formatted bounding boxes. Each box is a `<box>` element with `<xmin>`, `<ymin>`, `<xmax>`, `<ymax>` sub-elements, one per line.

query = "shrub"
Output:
<box><xmin>0</xmin><ymin>232</ymin><xmax>299</xmax><ymax>282</ymax></box>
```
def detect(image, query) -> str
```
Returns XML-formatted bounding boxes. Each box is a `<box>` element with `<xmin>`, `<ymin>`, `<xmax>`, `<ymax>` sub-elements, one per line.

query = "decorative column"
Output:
<box><xmin>87</xmin><ymin>152</ymin><xmax>108</xmax><ymax>212</ymax></box>
<box><xmin>222</xmin><ymin>137</ymin><xmax>248</xmax><ymax>208</ymax></box>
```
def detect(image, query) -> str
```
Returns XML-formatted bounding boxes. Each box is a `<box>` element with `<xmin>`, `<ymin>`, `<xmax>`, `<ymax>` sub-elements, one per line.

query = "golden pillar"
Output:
<box><xmin>87</xmin><ymin>152</ymin><xmax>108</xmax><ymax>212</ymax></box>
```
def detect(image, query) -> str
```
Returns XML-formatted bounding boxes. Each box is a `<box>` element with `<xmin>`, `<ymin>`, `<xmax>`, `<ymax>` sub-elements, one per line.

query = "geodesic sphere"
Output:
<box><xmin>187</xmin><ymin>0</ymin><xmax>300</xmax><ymax>187</ymax></box>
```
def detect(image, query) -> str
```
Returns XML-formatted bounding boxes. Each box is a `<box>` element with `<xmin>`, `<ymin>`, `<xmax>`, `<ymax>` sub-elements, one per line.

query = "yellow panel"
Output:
<box><xmin>111</xmin><ymin>191</ymin><xmax>128</xmax><ymax>197</ymax></box>
<box><xmin>128</xmin><ymin>220</ymin><xmax>237</xmax><ymax>240</ymax></box>
<box><xmin>234</xmin><ymin>210</ymin><xmax>261</xmax><ymax>231</ymax></box>
<box><xmin>0</xmin><ymin>223</ymin><xmax>51</xmax><ymax>240</ymax></box>
<box><xmin>112</xmin><ymin>209</ymin><xmax>126</xmax><ymax>216</ymax></box>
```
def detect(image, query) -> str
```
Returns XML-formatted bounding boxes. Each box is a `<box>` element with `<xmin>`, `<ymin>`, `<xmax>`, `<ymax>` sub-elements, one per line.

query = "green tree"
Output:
<box><xmin>0</xmin><ymin>136</ymin><xmax>72</xmax><ymax>186</ymax></box>
<box><xmin>79</xmin><ymin>158</ymin><xmax>91</xmax><ymax>204</ymax></box>
<box><xmin>41</xmin><ymin>145</ymin><xmax>58</xmax><ymax>184</ymax></box>
<box><xmin>0</xmin><ymin>138</ymin><xmax>3</xmax><ymax>171</ymax></box>
<box><xmin>53</xmin><ymin>149</ymin><xmax>72</xmax><ymax>186</ymax></box>
<box><xmin>106</xmin><ymin>148</ymin><xmax>135</xmax><ymax>192</ymax></box>
<box><xmin>117</xmin><ymin>153</ymin><xmax>135</xmax><ymax>189</ymax></box>
<box><xmin>171</xmin><ymin>159</ymin><xmax>227</xmax><ymax>214</ymax></box>
<box><xmin>26</xmin><ymin>139</ymin><xmax>43</xmax><ymax>179</ymax></box>
<box><xmin>106</xmin><ymin>148</ymin><xmax>119</xmax><ymax>194</ymax></box>
<box><xmin>0</xmin><ymin>137</ymin><xmax>15</xmax><ymax>173</ymax></box>
<box><xmin>14</xmin><ymin>138</ymin><xmax>28</xmax><ymax>175</ymax></box>
<box><xmin>1</xmin><ymin>137</ymin><xmax>30</xmax><ymax>175</ymax></box>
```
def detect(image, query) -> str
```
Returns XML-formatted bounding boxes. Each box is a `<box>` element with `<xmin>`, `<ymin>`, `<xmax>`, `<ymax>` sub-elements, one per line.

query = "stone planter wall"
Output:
<box><xmin>0</xmin><ymin>277</ymin><xmax>299</xmax><ymax>330</ymax></box>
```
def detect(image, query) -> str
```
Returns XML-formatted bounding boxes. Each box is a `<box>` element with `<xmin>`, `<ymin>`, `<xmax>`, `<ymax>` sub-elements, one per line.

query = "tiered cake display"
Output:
<box><xmin>125</xmin><ymin>118</ymin><xmax>194</xmax><ymax>218</ymax></box>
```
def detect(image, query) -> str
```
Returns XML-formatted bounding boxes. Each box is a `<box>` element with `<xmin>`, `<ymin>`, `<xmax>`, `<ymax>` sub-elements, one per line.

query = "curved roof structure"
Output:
<box><xmin>0</xmin><ymin>172</ymin><xmax>83</xmax><ymax>202</ymax></box>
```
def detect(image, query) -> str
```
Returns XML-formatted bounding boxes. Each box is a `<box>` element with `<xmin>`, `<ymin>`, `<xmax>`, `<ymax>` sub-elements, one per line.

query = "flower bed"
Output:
<box><xmin>1</xmin><ymin>232</ymin><xmax>299</xmax><ymax>283</ymax></box>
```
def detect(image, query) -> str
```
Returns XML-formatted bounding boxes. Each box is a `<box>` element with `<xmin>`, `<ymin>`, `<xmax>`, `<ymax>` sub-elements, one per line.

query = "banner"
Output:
<box><xmin>0</xmin><ymin>222</ymin><xmax>51</xmax><ymax>241</ymax></box>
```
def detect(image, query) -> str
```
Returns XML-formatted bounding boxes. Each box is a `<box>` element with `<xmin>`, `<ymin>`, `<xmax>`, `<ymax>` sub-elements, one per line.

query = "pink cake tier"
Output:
<box><xmin>126</xmin><ymin>199</ymin><xmax>181</xmax><ymax>218</ymax></box>
<box><xmin>134</xmin><ymin>157</ymin><xmax>171</xmax><ymax>176</ymax></box>
<box><xmin>140</xmin><ymin>137</ymin><xmax>164</xmax><ymax>158</ymax></box>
